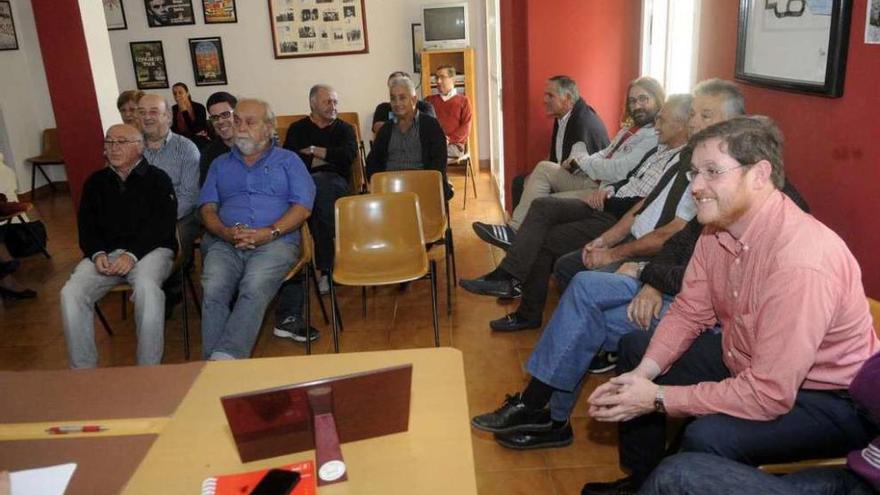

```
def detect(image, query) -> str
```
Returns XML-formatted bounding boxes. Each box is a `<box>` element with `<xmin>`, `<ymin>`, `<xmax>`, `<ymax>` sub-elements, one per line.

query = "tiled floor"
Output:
<box><xmin>1</xmin><ymin>167</ymin><xmax>622</xmax><ymax>494</ymax></box>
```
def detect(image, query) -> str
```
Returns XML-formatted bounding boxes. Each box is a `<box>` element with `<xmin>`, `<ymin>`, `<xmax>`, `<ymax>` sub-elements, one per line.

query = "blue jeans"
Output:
<box><xmin>526</xmin><ymin>271</ymin><xmax>671</xmax><ymax>421</ymax></box>
<box><xmin>200</xmin><ymin>233</ymin><xmax>298</xmax><ymax>359</ymax></box>
<box><xmin>640</xmin><ymin>452</ymin><xmax>874</xmax><ymax>495</ymax></box>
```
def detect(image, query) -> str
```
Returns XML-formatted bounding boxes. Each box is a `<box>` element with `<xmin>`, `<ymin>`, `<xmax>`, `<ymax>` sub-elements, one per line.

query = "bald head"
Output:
<box><xmin>137</xmin><ymin>93</ymin><xmax>172</xmax><ymax>141</ymax></box>
<box><xmin>105</xmin><ymin>124</ymin><xmax>144</xmax><ymax>170</ymax></box>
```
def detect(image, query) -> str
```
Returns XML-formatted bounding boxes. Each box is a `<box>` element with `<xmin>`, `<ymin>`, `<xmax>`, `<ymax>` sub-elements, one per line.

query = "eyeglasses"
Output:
<box><xmin>137</xmin><ymin>109</ymin><xmax>164</xmax><ymax>118</ymax></box>
<box><xmin>686</xmin><ymin>164</ymin><xmax>747</xmax><ymax>182</ymax></box>
<box><xmin>208</xmin><ymin>110</ymin><xmax>234</xmax><ymax>123</ymax></box>
<box><xmin>103</xmin><ymin>139</ymin><xmax>140</xmax><ymax>148</ymax></box>
<box><xmin>627</xmin><ymin>95</ymin><xmax>652</xmax><ymax>107</ymax></box>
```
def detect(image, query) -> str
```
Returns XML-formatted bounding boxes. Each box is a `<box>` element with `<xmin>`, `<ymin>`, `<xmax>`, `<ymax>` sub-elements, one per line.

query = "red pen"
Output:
<box><xmin>46</xmin><ymin>425</ymin><xmax>107</xmax><ymax>434</ymax></box>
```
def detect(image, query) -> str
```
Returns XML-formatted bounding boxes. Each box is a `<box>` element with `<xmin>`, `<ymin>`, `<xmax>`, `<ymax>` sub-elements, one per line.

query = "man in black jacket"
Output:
<box><xmin>60</xmin><ymin>124</ymin><xmax>178</xmax><ymax>368</ymax></box>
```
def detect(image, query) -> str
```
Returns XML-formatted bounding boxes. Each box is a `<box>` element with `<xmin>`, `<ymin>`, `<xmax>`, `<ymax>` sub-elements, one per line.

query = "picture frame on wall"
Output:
<box><xmin>189</xmin><ymin>37</ymin><xmax>229</xmax><ymax>86</ymax></box>
<box><xmin>130</xmin><ymin>41</ymin><xmax>169</xmax><ymax>90</ymax></box>
<box><xmin>268</xmin><ymin>0</ymin><xmax>369</xmax><ymax>59</ymax></box>
<box><xmin>202</xmin><ymin>0</ymin><xmax>237</xmax><ymax>24</ymax></box>
<box><xmin>104</xmin><ymin>0</ymin><xmax>128</xmax><ymax>30</ymax></box>
<box><xmin>735</xmin><ymin>0</ymin><xmax>852</xmax><ymax>97</ymax></box>
<box><xmin>0</xmin><ymin>1</ymin><xmax>19</xmax><ymax>51</ymax></box>
<box><xmin>411</xmin><ymin>23</ymin><xmax>424</xmax><ymax>74</ymax></box>
<box><xmin>144</xmin><ymin>0</ymin><xmax>196</xmax><ymax>28</ymax></box>
<box><xmin>866</xmin><ymin>0</ymin><xmax>880</xmax><ymax>44</ymax></box>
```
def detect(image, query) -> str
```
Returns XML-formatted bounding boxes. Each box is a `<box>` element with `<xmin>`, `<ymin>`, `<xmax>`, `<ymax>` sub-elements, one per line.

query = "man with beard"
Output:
<box><xmin>198</xmin><ymin>98</ymin><xmax>315</xmax><ymax>360</ymax></box>
<box><xmin>199</xmin><ymin>91</ymin><xmax>237</xmax><ymax>185</ymax></box>
<box><xmin>473</xmin><ymin>76</ymin><xmax>662</xmax><ymax>250</ymax></box>
<box><xmin>582</xmin><ymin>116</ymin><xmax>879</xmax><ymax>494</ymax></box>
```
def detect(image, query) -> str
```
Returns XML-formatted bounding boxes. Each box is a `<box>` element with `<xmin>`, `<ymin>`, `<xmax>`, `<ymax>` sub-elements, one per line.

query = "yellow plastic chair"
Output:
<box><xmin>447</xmin><ymin>140</ymin><xmax>477</xmax><ymax>209</ymax></box>
<box><xmin>338</xmin><ymin>111</ymin><xmax>368</xmax><ymax>193</ymax></box>
<box><xmin>371</xmin><ymin>170</ymin><xmax>456</xmax><ymax>314</ymax></box>
<box><xmin>280</xmin><ymin>223</ymin><xmax>329</xmax><ymax>355</ymax></box>
<box><xmin>329</xmin><ymin>192</ymin><xmax>440</xmax><ymax>352</ymax></box>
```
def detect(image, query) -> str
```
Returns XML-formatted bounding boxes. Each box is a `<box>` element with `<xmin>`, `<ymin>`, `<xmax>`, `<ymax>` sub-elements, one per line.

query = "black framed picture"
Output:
<box><xmin>188</xmin><ymin>37</ymin><xmax>228</xmax><ymax>86</ymax></box>
<box><xmin>104</xmin><ymin>0</ymin><xmax>128</xmax><ymax>30</ymax></box>
<box><xmin>411</xmin><ymin>23</ymin><xmax>424</xmax><ymax>74</ymax></box>
<box><xmin>202</xmin><ymin>0</ymin><xmax>237</xmax><ymax>24</ymax></box>
<box><xmin>130</xmin><ymin>41</ymin><xmax>169</xmax><ymax>89</ymax></box>
<box><xmin>144</xmin><ymin>0</ymin><xmax>196</xmax><ymax>28</ymax></box>
<box><xmin>268</xmin><ymin>0</ymin><xmax>369</xmax><ymax>59</ymax></box>
<box><xmin>0</xmin><ymin>1</ymin><xmax>19</xmax><ymax>51</ymax></box>
<box><xmin>735</xmin><ymin>0</ymin><xmax>852</xmax><ymax>97</ymax></box>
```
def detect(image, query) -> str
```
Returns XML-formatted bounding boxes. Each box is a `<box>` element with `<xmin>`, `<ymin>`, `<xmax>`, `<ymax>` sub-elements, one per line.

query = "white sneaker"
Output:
<box><xmin>318</xmin><ymin>274</ymin><xmax>330</xmax><ymax>295</ymax></box>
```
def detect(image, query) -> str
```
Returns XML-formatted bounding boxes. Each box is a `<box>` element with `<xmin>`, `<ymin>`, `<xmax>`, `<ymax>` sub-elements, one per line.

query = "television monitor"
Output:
<box><xmin>422</xmin><ymin>3</ymin><xmax>469</xmax><ymax>50</ymax></box>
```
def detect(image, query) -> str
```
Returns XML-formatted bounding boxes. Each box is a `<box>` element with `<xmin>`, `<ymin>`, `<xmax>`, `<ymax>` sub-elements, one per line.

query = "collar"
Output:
<box><xmin>557</xmin><ymin>108</ymin><xmax>574</xmax><ymax>127</ymax></box>
<box><xmin>439</xmin><ymin>88</ymin><xmax>457</xmax><ymax>101</ymax></box>
<box><xmin>715</xmin><ymin>189</ymin><xmax>784</xmax><ymax>255</ymax></box>
<box><xmin>231</xmin><ymin>141</ymin><xmax>276</xmax><ymax>167</ymax></box>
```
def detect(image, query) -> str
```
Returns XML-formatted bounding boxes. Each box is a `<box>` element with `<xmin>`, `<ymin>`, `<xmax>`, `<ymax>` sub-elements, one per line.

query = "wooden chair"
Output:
<box><xmin>371</xmin><ymin>170</ymin><xmax>456</xmax><ymax>315</ymax></box>
<box><xmin>0</xmin><ymin>203</ymin><xmax>51</xmax><ymax>259</ymax></box>
<box><xmin>26</xmin><ymin>129</ymin><xmax>66</xmax><ymax>196</ymax></box>
<box><xmin>280</xmin><ymin>223</ymin><xmax>329</xmax><ymax>355</ymax></box>
<box><xmin>338</xmin><ymin>111</ymin><xmax>368</xmax><ymax>193</ymax></box>
<box><xmin>275</xmin><ymin>114</ymin><xmax>308</xmax><ymax>147</ymax></box>
<box><xmin>447</xmin><ymin>140</ymin><xmax>477</xmax><ymax>209</ymax></box>
<box><xmin>329</xmin><ymin>192</ymin><xmax>440</xmax><ymax>353</ymax></box>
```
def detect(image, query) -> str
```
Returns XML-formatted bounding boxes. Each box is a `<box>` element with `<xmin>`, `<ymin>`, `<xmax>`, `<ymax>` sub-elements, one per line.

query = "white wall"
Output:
<box><xmin>108</xmin><ymin>0</ymin><xmax>490</xmax><ymax>158</ymax></box>
<box><xmin>0</xmin><ymin>1</ymin><xmax>58</xmax><ymax>193</ymax></box>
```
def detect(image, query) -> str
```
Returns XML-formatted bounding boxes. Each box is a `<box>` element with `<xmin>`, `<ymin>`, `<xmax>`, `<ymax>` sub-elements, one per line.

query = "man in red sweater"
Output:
<box><xmin>425</xmin><ymin>64</ymin><xmax>472</xmax><ymax>157</ymax></box>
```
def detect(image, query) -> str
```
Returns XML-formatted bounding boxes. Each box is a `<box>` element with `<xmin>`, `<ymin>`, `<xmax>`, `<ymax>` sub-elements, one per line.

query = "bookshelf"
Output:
<box><xmin>420</xmin><ymin>47</ymin><xmax>479</xmax><ymax>165</ymax></box>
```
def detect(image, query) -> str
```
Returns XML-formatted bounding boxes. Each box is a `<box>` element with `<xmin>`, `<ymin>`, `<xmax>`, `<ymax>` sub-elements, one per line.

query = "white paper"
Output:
<box><xmin>10</xmin><ymin>463</ymin><xmax>76</xmax><ymax>495</ymax></box>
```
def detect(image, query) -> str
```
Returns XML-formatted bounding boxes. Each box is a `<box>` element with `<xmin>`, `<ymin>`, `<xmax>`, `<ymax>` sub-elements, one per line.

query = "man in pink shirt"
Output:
<box><xmin>582</xmin><ymin>116</ymin><xmax>879</xmax><ymax>495</ymax></box>
<box><xmin>424</xmin><ymin>64</ymin><xmax>472</xmax><ymax>158</ymax></box>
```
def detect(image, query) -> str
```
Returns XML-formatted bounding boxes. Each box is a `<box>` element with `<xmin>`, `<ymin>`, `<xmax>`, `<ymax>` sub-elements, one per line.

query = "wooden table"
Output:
<box><xmin>1</xmin><ymin>348</ymin><xmax>477</xmax><ymax>495</ymax></box>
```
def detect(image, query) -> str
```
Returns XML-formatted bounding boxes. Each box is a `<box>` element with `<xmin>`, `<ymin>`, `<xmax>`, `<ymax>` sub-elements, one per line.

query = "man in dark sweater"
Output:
<box><xmin>60</xmin><ymin>124</ymin><xmax>178</xmax><ymax>368</ymax></box>
<box><xmin>199</xmin><ymin>91</ymin><xmax>237</xmax><ymax>186</ymax></box>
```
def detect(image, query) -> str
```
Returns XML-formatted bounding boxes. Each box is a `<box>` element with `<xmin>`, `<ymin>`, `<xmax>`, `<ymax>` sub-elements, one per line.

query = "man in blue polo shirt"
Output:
<box><xmin>199</xmin><ymin>98</ymin><xmax>315</xmax><ymax>360</ymax></box>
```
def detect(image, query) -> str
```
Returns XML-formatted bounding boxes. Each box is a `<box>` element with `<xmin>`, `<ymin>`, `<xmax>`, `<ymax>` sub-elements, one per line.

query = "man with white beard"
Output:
<box><xmin>198</xmin><ymin>98</ymin><xmax>315</xmax><ymax>360</ymax></box>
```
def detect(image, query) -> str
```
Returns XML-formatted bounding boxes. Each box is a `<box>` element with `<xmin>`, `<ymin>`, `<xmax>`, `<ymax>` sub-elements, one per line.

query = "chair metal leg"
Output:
<box><xmin>16</xmin><ymin>214</ymin><xmax>51</xmax><ymax>259</ymax></box>
<box><xmin>180</xmin><ymin>271</ymin><xmax>190</xmax><ymax>360</ymax></box>
<box><xmin>95</xmin><ymin>304</ymin><xmax>113</xmax><ymax>336</ymax></box>
<box><xmin>446</xmin><ymin>227</ymin><xmax>458</xmax><ymax>285</ymax></box>
<box><xmin>305</xmin><ymin>265</ymin><xmax>312</xmax><ymax>355</ymax></box>
<box><xmin>30</xmin><ymin>163</ymin><xmax>36</xmax><ymax>198</ymax></box>
<box><xmin>309</xmin><ymin>264</ymin><xmax>330</xmax><ymax>325</ymax></box>
<box><xmin>329</xmin><ymin>274</ymin><xmax>341</xmax><ymax>353</ymax></box>
<box><xmin>468</xmin><ymin>158</ymin><xmax>478</xmax><ymax>198</ymax></box>
<box><xmin>429</xmin><ymin>260</ymin><xmax>440</xmax><ymax>347</ymax></box>
<box><xmin>36</xmin><ymin>164</ymin><xmax>57</xmax><ymax>192</ymax></box>
<box><xmin>462</xmin><ymin>161</ymin><xmax>469</xmax><ymax>210</ymax></box>
<box><xmin>445</xmin><ymin>247</ymin><xmax>452</xmax><ymax>316</ymax></box>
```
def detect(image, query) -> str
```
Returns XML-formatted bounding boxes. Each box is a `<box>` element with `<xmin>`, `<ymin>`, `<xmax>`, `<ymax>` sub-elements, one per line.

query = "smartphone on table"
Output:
<box><xmin>249</xmin><ymin>469</ymin><xmax>301</xmax><ymax>495</ymax></box>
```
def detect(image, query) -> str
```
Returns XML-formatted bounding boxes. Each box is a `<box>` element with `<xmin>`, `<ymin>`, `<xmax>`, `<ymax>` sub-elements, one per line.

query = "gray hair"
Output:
<box><xmin>664</xmin><ymin>94</ymin><xmax>693</xmax><ymax>123</ymax></box>
<box><xmin>548</xmin><ymin>75</ymin><xmax>580</xmax><ymax>103</ymax></box>
<box><xmin>693</xmin><ymin>78</ymin><xmax>746</xmax><ymax>119</ymax></box>
<box><xmin>236</xmin><ymin>97</ymin><xmax>277</xmax><ymax>129</ymax></box>
<box><xmin>389</xmin><ymin>76</ymin><xmax>417</xmax><ymax>96</ymax></box>
<box><xmin>309</xmin><ymin>84</ymin><xmax>334</xmax><ymax>106</ymax></box>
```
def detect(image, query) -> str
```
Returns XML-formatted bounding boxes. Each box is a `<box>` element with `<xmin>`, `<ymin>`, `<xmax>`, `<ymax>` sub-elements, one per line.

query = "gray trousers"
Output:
<box><xmin>509</xmin><ymin>161</ymin><xmax>599</xmax><ymax>229</ymax></box>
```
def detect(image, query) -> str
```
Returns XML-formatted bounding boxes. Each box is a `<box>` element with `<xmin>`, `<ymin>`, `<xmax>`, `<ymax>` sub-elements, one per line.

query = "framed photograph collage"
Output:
<box><xmin>268</xmin><ymin>0</ymin><xmax>368</xmax><ymax>59</ymax></box>
<box><xmin>0</xmin><ymin>1</ymin><xmax>18</xmax><ymax>51</ymax></box>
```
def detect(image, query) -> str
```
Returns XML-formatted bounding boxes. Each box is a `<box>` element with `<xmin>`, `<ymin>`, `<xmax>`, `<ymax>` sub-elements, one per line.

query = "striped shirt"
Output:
<box><xmin>616</xmin><ymin>145</ymin><xmax>682</xmax><ymax>198</ymax></box>
<box><xmin>143</xmin><ymin>131</ymin><xmax>200</xmax><ymax>219</ymax></box>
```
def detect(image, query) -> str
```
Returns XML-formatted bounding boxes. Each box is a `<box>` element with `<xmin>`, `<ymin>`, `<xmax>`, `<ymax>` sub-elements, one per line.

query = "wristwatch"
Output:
<box><xmin>270</xmin><ymin>226</ymin><xmax>281</xmax><ymax>240</ymax></box>
<box><xmin>654</xmin><ymin>386</ymin><xmax>666</xmax><ymax>414</ymax></box>
<box><xmin>309</xmin><ymin>145</ymin><xmax>315</xmax><ymax>155</ymax></box>
<box><xmin>636</xmin><ymin>261</ymin><xmax>649</xmax><ymax>279</ymax></box>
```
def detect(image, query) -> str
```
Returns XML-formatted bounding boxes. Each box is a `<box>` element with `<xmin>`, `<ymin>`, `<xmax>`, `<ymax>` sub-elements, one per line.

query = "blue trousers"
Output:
<box><xmin>526</xmin><ymin>271</ymin><xmax>671</xmax><ymax>421</ymax></box>
<box><xmin>639</xmin><ymin>453</ymin><xmax>873</xmax><ymax>495</ymax></box>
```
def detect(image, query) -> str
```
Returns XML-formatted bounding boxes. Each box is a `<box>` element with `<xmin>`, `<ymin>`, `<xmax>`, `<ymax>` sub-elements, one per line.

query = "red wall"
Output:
<box><xmin>31</xmin><ymin>0</ymin><xmax>105</xmax><ymax>207</ymax></box>
<box><xmin>500</xmin><ymin>0</ymin><xmax>642</xmax><ymax>209</ymax></box>
<box><xmin>698</xmin><ymin>0</ymin><xmax>880</xmax><ymax>298</ymax></box>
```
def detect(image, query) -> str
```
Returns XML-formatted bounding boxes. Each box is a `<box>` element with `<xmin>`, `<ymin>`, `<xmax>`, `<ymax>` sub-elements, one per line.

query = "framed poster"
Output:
<box><xmin>411</xmin><ymin>23</ymin><xmax>424</xmax><ymax>74</ymax></box>
<box><xmin>144</xmin><ymin>0</ymin><xmax>196</xmax><ymax>28</ymax></box>
<box><xmin>735</xmin><ymin>0</ymin><xmax>852</xmax><ymax>97</ymax></box>
<box><xmin>130</xmin><ymin>41</ymin><xmax>169</xmax><ymax>90</ymax></box>
<box><xmin>104</xmin><ymin>0</ymin><xmax>128</xmax><ymax>30</ymax></box>
<box><xmin>189</xmin><ymin>37</ymin><xmax>228</xmax><ymax>86</ymax></box>
<box><xmin>268</xmin><ymin>0</ymin><xmax>369</xmax><ymax>59</ymax></box>
<box><xmin>866</xmin><ymin>0</ymin><xmax>880</xmax><ymax>43</ymax></box>
<box><xmin>0</xmin><ymin>1</ymin><xmax>19</xmax><ymax>51</ymax></box>
<box><xmin>202</xmin><ymin>0</ymin><xmax>236</xmax><ymax>24</ymax></box>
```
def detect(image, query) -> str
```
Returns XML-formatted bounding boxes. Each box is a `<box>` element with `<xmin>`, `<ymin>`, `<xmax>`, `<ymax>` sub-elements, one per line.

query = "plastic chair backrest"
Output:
<box><xmin>370</xmin><ymin>170</ymin><xmax>447</xmax><ymax>244</ymax></box>
<box><xmin>275</xmin><ymin>114</ymin><xmax>308</xmax><ymax>147</ymax></box>
<box><xmin>41</xmin><ymin>129</ymin><xmax>64</xmax><ymax>161</ymax></box>
<box><xmin>333</xmin><ymin>192</ymin><xmax>427</xmax><ymax>285</ymax></box>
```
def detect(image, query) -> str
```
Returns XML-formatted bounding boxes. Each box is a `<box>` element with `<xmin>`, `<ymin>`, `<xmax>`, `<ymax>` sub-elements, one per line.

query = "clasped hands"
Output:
<box><xmin>226</xmin><ymin>224</ymin><xmax>272</xmax><ymax>250</ymax></box>
<box><xmin>588</xmin><ymin>371</ymin><xmax>659</xmax><ymax>423</ymax></box>
<box><xmin>581</xmin><ymin>237</ymin><xmax>619</xmax><ymax>269</ymax></box>
<box><xmin>95</xmin><ymin>253</ymin><xmax>135</xmax><ymax>276</ymax></box>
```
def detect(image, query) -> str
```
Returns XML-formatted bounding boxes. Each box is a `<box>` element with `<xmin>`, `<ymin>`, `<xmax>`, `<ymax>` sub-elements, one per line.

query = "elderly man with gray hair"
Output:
<box><xmin>366</xmin><ymin>75</ymin><xmax>452</xmax><ymax>199</ymax></box>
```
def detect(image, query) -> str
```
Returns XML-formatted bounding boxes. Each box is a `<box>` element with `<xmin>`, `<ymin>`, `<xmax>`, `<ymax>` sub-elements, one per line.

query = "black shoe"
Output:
<box><xmin>0</xmin><ymin>259</ymin><xmax>20</xmax><ymax>277</ymax></box>
<box><xmin>494</xmin><ymin>422</ymin><xmax>573</xmax><ymax>450</ymax></box>
<box><xmin>489</xmin><ymin>312</ymin><xmax>541</xmax><ymax>332</ymax></box>
<box><xmin>273</xmin><ymin>316</ymin><xmax>320</xmax><ymax>343</ymax></box>
<box><xmin>497</xmin><ymin>282</ymin><xmax>522</xmax><ymax>300</ymax></box>
<box><xmin>472</xmin><ymin>222</ymin><xmax>516</xmax><ymax>250</ymax></box>
<box><xmin>587</xmin><ymin>351</ymin><xmax>619</xmax><ymax>374</ymax></box>
<box><xmin>581</xmin><ymin>476</ymin><xmax>641</xmax><ymax>495</ymax></box>
<box><xmin>471</xmin><ymin>393</ymin><xmax>553</xmax><ymax>434</ymax></box>
<box><xmin>460</xmin><ymin>275</ymin><xmax>517</xmax><ymax>298</ymax></box>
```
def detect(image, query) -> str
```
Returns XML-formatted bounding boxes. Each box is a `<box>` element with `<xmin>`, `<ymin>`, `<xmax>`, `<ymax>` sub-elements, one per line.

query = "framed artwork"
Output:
<box><xmin>866</xmin><ymin>0</ymin><xmax>880</xmax><ymax>44</ymax></box>
<box><xmin>0</xmin><ymin>1</ymin><xmax>19</xmax><ymax>51</ymax></box>
<box><xmin>189</xmin><ymin>37</ymin><xmax>228</xmax><ymax>86</ymax></box>
<box><xmin>735</xmin><ymin>0</ymin><xmax>852</xmax><ymax>97</ymax></box>
<box><xmin>411</xmin><ymin>23</ymin><xmax>424</xmax><ymax>74</ymax></box>
<box><xmin>130</xmin><ymin>41</ymin><xmax>169</xmax><ymax>90</ymax></box>
<box><xmin>268</xmin><ymin>0</ymin><xmax>369</xmax><ymax>59</ymax></box>
<box><xmin>202</xmin><ymin>0</ymin><xmax>237</xmax><ymax>24</ymax></box>
<box><xmin>144</xmin><ymin>0</ymin><xmax>196</xmax><ymax>28</ymax></box>
<box><xmin>104</xmin><ymin>0</ymin><xmax>128</xmax><ymax>30</ymax></box>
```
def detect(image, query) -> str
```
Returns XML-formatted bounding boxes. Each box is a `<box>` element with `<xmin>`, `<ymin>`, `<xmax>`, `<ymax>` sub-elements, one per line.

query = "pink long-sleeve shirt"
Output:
<box><xmin>645</xmin><ymin>191</ymin><xmax>878</xmax><ymax>420</ymax></box>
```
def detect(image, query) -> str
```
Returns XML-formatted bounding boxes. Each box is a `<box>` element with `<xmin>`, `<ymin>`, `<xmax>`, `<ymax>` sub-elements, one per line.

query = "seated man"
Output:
<box><xmin>584</xmin><ymin>116</ymin><xmax>880</xmax><ymax>494</ymax></box>
<box><xmin>61</xmin><ymin>124</ymin><xmax>177</xmax><ymax>368</ymax></box>
<box><xmin>366</xmin><ymin>76</ymin><xmax>452</xmax><ymax>199</ymax></box>
<box><xmin>199</xmin><ymin>98</ymin><xmax>315</xmax><ymax>360</ymax></box>
<box><xmin>199</xmin><ymin>91</ymin><xmax>237</xmax><ymax>186</ymax></box>
<box><xmin>371</xmin><ymin>71</ymin><xmax>435</xmax><ymax>136</ymax></box>
<box><xmin>461</xmin><ymin>94</ymin><xmax>693</xmax><ymax>331</ymax></box>
<box><xmin>425</xmin><ymin>64</ymin><xmax>473</xmax><ymax>157</ymax></box>
<box><xmin>275</xmin><ymin>84</ymin><xmax>357</xmax><ymax>340</ymax></box>
<box><xmin>474</xmin><ymin>76</ymin><xmax>660</xmax><ymax>248</ymax></box>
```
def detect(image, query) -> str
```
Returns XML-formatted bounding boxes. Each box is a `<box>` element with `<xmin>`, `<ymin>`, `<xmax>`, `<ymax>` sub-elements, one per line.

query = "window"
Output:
<box><xmin>640</xmin><ymin>0</ymin><xmax>700</xmax><ymax>94</ymax></box>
